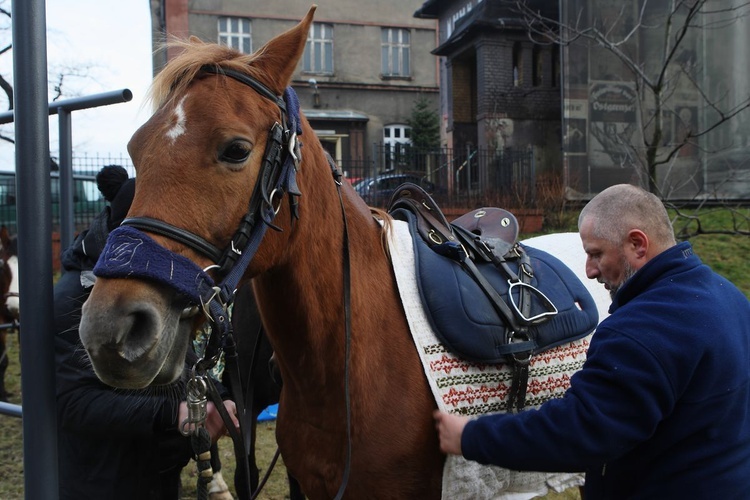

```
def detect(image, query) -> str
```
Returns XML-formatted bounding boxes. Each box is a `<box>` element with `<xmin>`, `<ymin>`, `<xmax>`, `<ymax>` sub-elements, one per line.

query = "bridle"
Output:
<box><xmin>96</xmin><ymin>65</ymin><xmax>303</xmax><ymax>352</ymax></box>
<box><xmin>93</xmin><ymin>65</ymin><xmax>302</xmax><ymax>500</ymax></box>
<box><xmin>124</xmin><ymin>65</ymin><xmax>302</xmax><ymax>281</ymax></box>
<box><xmin>92</xmin><ymin>65</ymin><xmax>353</xmax><ymax>500</ymax></box>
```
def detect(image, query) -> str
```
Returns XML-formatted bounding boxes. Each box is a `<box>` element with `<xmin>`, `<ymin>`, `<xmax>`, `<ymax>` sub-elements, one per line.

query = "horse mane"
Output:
<box><xmin>371</xmin><ymin>207</ymin><xmax>394</xmax><ymax>259</ymax></box>
<box><xmin>148</xmin><ymin>37</ymin><xmax>272</xmax><ymax>110</ymax></box>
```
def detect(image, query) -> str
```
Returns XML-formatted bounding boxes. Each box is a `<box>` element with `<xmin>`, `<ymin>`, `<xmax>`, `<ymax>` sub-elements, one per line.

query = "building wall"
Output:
<box><xmin>151</xmin><ymin>0</ymin><xmax>440</xmax><ymax>176</ymax></box>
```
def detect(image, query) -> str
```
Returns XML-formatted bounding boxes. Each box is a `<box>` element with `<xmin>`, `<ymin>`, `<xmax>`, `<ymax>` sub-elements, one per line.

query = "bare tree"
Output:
<box><xmin>508</xmin><ymin>0</ymin><xmax>750</xmax><ymax>200</ymax></box>
<box><xmin>0</xmin><ymin>0</ymin><xmax>96</xmax><ymax>162</ymax></box>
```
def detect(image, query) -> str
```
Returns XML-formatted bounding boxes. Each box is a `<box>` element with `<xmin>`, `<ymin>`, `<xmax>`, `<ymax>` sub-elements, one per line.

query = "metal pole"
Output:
<box><xmin>58</xmin><ymin>108</ymin><xmax>74</xmax><ymax>251</ymax></box>
<box><xmin>11</xmin><ymin>0</ymin><xmax>59</xmax><ymax>499</ymax></box>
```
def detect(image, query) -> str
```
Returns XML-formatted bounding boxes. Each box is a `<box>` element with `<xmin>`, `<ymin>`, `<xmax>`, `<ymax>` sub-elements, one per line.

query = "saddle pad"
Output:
<box><xmin>397</xmin><ymin>209</ymin><xmax>598</xmax><ymax>363</ymax></box>
<box><xmin>386</xmin><ymin>219</ymin><xmax>586</xmax><ymax>499</ymax></box>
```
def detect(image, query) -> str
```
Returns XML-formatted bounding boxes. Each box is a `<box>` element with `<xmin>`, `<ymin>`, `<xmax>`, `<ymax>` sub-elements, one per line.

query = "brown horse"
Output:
<box><xmin>80</xmin><ymin>7</ymin><xmax>442</xmax><ymax>497</ymax></box>
<box><xmin>0</xmin><ymin>225</ymin><xmax>19</xmax><ymax>402</ymax></box>
<box><xmin>78</xmin><ymin>7</ymin><xmax>598</xmax><ymax>498</ymax></box>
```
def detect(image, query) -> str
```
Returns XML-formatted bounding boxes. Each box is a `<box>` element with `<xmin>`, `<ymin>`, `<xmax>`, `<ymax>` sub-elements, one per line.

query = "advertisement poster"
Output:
<box><xmin>588</xmin><ymin>81</ymin><xmax>638</xmax><ymax>167</ymax></box>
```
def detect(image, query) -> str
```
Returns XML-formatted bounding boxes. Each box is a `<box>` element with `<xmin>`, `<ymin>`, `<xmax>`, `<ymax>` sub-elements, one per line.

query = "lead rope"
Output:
<box><xmin>329</xmin><ymin>155</ymin><xmax>352</xmax><ymax>500</ymax></box>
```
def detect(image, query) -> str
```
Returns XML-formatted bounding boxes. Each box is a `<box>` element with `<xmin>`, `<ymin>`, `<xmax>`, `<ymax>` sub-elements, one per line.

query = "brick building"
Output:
<box><xmin>414</xmin><ymin>0</ymin><xmax>561</xmax><ymax>178</ymax></box>
<box><xmin>415</xmin><ymin>0</ymin><xmax>750</xmax><ymax>200</ymax></box>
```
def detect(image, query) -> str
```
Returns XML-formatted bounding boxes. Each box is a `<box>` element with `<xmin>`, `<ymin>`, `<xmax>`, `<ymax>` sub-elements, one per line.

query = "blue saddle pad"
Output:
<box><xmin>397</xmin><ymin>209</ymin><xmax>598</xmax><ymax>363</ymax></box>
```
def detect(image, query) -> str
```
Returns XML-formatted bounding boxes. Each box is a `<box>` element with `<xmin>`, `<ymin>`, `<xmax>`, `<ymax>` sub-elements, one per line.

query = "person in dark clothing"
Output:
<box><xmin>55</xmin><ymin>165</ymin><xmax>237</xmax><ymax>500</ymax></box>
<box><xmin>434</xmin><ymin>184</ymin><xmax>750</xmax><ymax>499</ymax></box>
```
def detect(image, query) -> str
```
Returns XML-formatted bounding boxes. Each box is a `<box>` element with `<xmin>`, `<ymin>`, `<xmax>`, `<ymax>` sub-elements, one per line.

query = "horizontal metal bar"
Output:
<box><xmin>0</xmin><ymin>401</ymin><xmax>22</xmax><ymax>418</ymax></box>
<box><xmin>0</xmin><ymin>88</ymin><xmax>133</xmax><ymax>124</ymax></box>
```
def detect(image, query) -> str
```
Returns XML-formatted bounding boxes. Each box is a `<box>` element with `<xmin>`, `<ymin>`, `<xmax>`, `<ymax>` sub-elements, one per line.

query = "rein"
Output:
<box><xmin>328</xmin><ymin>154</ymin><xmax>353</xmax><ymax>500</ymax></box>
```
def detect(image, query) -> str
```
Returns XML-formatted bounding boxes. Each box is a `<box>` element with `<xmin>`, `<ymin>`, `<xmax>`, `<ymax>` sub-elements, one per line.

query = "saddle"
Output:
<box><xmin>387</xmin><ymin>182</ymin><xmax>598</xmax><ymax>411</ymax></box>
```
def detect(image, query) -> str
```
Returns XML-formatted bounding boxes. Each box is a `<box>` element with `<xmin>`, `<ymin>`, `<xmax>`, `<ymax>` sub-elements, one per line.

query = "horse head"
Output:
<box><xmin>80</xmin><ymin>7</ymin><xmax>319</xmax><ymax>389</ymax></box>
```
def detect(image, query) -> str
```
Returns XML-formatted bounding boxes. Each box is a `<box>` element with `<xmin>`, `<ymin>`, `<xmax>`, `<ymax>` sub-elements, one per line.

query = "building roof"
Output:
<box><xmin>413</xmin><ymin>0</ymin><xmax>439</xmax><ymax>19</ymax></box>
<box><xmin>415</xmin><ymin>0</ymin><xmax>557</xmax><ymax>21</ymax></box>
<box><xmin>431</xmin><ymin>1</ymin><xmax>532</xmax><ymax>56</ymax></box>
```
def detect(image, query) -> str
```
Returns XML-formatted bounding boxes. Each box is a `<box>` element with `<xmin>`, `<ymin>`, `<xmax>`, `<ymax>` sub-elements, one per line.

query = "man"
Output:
<box><xmin>55</xmin><ymin>165</ymin><xmax>238</xmax><ymax>500</ymax></box>
<box><xmin>434</xmin><ymin>184</ymin><xmax>750</xmax><ymax>498</ymax></box>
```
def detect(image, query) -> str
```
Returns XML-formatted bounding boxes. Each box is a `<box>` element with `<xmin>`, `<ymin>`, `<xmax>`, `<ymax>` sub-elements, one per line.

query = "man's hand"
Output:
<box><xmin>178</xmin><ymin>399</ymin><xmax>240</xmax><ymax>443</ymax></box>
<box><xmin>205</xmin><ymin>400</ymin><xmax>240</xmax><ymax>443</ymax></box>
<box><xmin>433</xmin><ymin>410</ymin><xmax>469</xmax><ymax>456</ymax></box>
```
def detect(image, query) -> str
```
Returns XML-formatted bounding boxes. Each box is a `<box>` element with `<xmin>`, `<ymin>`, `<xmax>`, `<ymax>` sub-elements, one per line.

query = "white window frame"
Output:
<box><xmin>218</xmin><ymin>17</ymin><xmax>252</xmax><ymax>54</ymax></box>
<box><xmin>381</xmin><ymin>28</ymin><xmax>411</xmax><ymax>77</ymax></box>
<box><xmin>383</xmin><ymin>124</ymin><xmax>412</xmax><ymax>168</ymax></box>
<box><xmin>304</xmin><ymin>23</ymin><xmax>334</xmax><ymax>75</ymax></box>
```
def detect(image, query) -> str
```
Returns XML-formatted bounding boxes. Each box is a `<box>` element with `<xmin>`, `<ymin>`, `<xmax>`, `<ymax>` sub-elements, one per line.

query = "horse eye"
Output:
<box><xmin>219</xmin><ymin>141</ymin><xmax>251</xmax><ymax>164</ymax></box>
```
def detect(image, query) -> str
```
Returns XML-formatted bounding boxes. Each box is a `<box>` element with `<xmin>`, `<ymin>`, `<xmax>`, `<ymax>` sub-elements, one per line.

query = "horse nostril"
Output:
<box><xmin>112</xmin><ymin>305</ymin><xmax>162</xmax><ymax>362</ymax></box>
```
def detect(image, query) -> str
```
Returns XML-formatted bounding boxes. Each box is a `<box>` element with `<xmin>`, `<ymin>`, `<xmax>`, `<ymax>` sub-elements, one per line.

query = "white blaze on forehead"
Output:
<box><xmin>166</xmin><ymin>95</ymin><xmax>189</xmax><ymax>141</ymax></box>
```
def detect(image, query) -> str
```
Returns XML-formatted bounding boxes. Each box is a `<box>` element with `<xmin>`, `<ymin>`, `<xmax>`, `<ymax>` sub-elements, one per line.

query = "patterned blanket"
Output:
<box><xmin>387</xmin><ymin>220</ymin><xmax>589</xmax><ymax>499</ymax></box>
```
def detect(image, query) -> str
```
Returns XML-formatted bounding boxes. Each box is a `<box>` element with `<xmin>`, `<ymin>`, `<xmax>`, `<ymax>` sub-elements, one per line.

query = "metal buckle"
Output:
<box><xmin>180</xmin><ymin>373</ymin><xmax>208</xmax><ymax>436</ymax></box>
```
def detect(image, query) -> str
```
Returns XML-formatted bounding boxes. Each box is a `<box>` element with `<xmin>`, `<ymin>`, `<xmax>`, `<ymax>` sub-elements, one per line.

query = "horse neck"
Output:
<box><xmin>252</xmin><ymin>174</ymin><xmax>396</xmax><ymax>394</ymax></box>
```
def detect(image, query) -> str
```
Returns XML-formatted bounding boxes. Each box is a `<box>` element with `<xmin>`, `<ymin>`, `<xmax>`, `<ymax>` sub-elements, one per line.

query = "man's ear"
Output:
<box><xmin>626</xmin><ymin>229</ymin><xmax>649</xmax><ymax>260</ymax></box>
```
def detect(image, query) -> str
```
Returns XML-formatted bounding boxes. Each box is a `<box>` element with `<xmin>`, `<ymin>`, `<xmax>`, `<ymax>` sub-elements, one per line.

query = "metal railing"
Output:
<box><xmin>343</xmin><ymin>144</ymin><xmax>536</xmax><ymax>208</ymax></box>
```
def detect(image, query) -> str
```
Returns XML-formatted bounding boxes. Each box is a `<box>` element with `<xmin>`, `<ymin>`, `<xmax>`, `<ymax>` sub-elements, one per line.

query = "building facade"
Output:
<box><xmin>415</xmin><ymin>0</ymin><xmax>750</xmax><ymax>201</ymax></box>
<box><xmin>413</xmin><ymin>0</ymin><xmax>559</xmax><ymax>202</ymax></box>
<box><xmin>149</xmin><ymin>0</ymin><xmax>439</xmax><ymax>182</ymax></box>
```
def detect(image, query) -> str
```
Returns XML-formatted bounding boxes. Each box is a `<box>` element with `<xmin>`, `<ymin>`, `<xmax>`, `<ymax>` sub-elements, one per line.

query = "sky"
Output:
<box><xmin>0</xmin><ymin>0</ymin><xmax>153</xmax><ymax>170</ymax></box>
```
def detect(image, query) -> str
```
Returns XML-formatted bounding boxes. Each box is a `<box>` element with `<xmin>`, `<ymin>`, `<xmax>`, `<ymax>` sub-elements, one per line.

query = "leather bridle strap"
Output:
<box><xmin>122</xmin><ymin>216</ymin><xmax>224</xmax><ymax>263</ymax></box>
<box><xmin>201</xmin><ymin>65</ymin><xmax>288</xmax><ymax>116</ymax></box>
<box><xmin>327</xmin><ymin>153</ymin><xmax>352</xmax><ymax>500</ymax></box>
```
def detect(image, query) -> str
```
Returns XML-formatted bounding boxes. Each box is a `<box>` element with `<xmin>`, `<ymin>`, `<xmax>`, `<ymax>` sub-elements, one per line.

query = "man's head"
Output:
<box><xmin>578</xmin><ymin>184</ymin><xmax>676</xmax><ymax>298</ymax></box>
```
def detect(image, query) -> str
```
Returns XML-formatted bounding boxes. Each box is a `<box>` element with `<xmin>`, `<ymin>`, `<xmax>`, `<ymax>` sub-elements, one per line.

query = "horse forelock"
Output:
<box><xmin>149</xmin><ymin>39</ymin><xmax>269</xmax><ymax>112</ymax></box>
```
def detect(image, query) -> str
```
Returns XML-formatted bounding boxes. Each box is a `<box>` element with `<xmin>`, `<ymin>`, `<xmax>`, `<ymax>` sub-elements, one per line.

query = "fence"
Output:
<box><xmin>0</xmin><ymin>154</ymin><xmax>134</xmax><ymax>236</ymax></box>
<box><xmin>343</xmin><ymin>145</ymin><xmax>536</xmax><ymax>208</ymax></box>
<box><xmin>0</xmin><ymin>147</ymin><xmax>535</xmax><ymax>235</ymax></box>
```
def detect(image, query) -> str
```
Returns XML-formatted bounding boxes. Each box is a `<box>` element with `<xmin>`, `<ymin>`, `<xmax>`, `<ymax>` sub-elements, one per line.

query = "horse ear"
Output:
<box><xmin>252</xmin><ymin>5</ymin><xmax>317</xmax><ymax>93</ymax></box>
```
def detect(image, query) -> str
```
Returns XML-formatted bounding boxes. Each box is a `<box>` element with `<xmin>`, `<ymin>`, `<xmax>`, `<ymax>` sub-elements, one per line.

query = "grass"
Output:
<box><xmin>1</xmin><ymin>208</ymin><xmax>748</xmax><ymax>499</ymax></box>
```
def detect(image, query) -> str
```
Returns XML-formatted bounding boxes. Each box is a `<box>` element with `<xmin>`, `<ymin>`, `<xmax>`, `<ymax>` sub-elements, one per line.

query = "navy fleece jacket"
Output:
<box><xmin>461</xmin><ymin>242</ymin><xmax>750</xmax><ymax>499</ymax></box>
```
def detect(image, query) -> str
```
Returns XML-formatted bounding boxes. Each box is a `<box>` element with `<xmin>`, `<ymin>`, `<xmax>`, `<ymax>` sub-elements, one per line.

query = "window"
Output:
<box><xmin>532</xmin><ymin>45</ymin><xmax>542</xmax><ymax>86</ymax></box>
<box><xmin>383</xmin><ymin>124</ymin><xmax>412</xmax><ymax>169</ymax></box>
<box><xmin>303</xmin><ymin>23</ymin><xmax>334</xmax><ymax>74</ymax></box>
<box><xmin>513</xmin><ymin>42</ymin><xmax>523</xmax><ymax>87</ymax></box>
<box><xmin>381</xmin><ymin>28</ymin><xmax>411</xmax><ymax>77</ymax></box>
<box><xmin>218</xmin><ymin>17</ymin><xmax>252</xmax><ymax>54</ymax></box>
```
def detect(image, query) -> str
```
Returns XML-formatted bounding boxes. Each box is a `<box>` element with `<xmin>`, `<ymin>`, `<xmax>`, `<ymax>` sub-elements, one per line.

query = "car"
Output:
<box><xmin>353</xmin><ymin>173</ymin><xmax>437</xmax><ymax>206</ymax></box>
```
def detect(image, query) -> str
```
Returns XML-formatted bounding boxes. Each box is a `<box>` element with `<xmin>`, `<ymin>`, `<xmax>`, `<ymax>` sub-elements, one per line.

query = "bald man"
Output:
<box><xmin>434</xmin><ymin>184</ymin><xmax>750</xmax><ymax>499</ymax></box>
